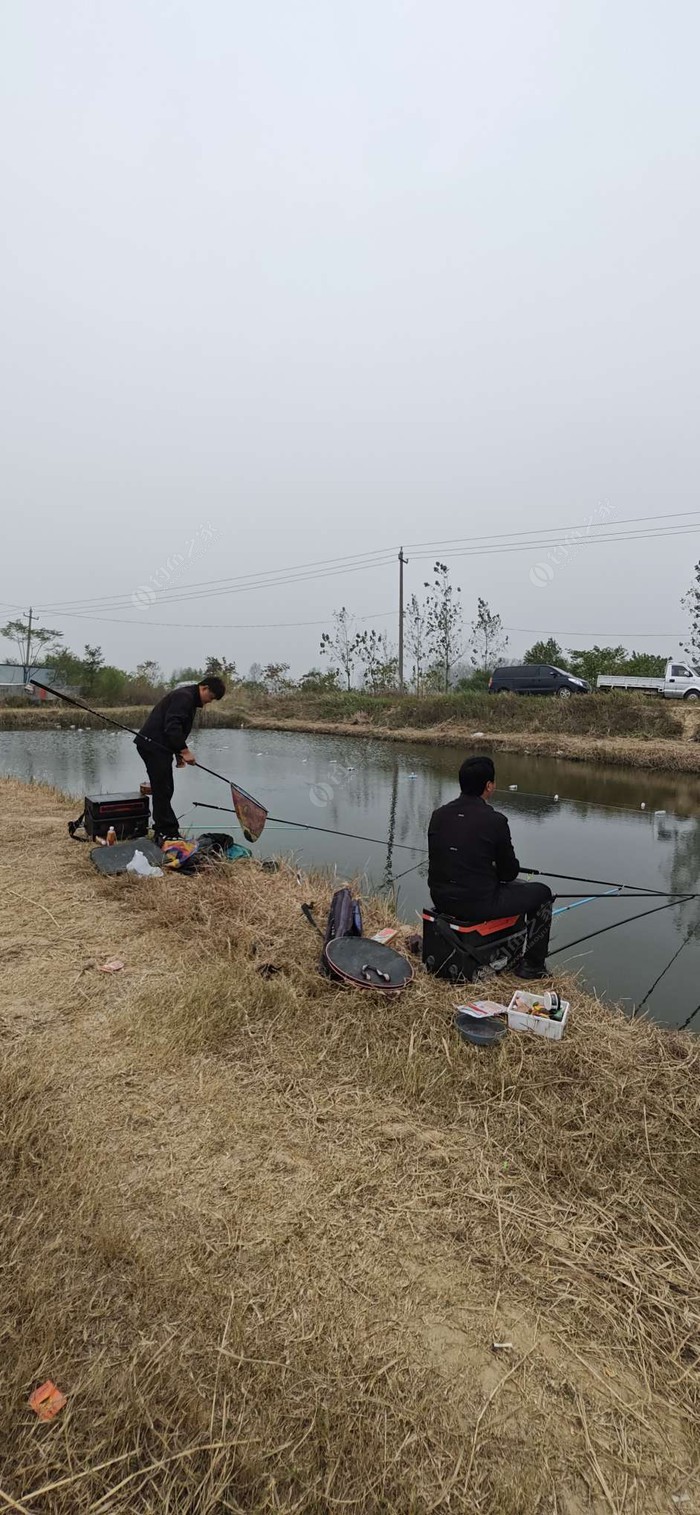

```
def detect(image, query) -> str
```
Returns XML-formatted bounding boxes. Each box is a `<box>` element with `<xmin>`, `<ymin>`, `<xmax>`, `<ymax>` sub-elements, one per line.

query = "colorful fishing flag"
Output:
<box><xmin>230</xmin><ymin>783</ymin><xmax>268</xmax><ymax>842</ymax></box>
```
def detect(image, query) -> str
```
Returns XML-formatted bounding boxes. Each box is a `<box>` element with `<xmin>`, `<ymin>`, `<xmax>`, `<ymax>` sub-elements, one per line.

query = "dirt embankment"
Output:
<box><xmin>1</xmin><ymin>777</ymin><xmax>699</xmax><ymax>1513</ymax></box>
<box><xmin>235</xmin><ymin>713</ymin><xmax>700</xmax><ymax>772</ymax></box>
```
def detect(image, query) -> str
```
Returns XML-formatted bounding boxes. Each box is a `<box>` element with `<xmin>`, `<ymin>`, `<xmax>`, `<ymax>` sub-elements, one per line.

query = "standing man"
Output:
<box><xmin>428</xmin><ymin>755</ymin><xmax>554</xmax><ymax>980</ymax></box>
<box><xmin>135</xmin><ymin>676</ymin><xmax>226</xmax><ymax>844</ymax></box>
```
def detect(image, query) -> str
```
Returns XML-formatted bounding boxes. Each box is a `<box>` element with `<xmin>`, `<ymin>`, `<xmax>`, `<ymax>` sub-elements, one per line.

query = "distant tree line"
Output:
<box><xmin>522</xmin><ymin>639</ymin><xmax>666</xmax><ymax>683</ymax></box>
<box><xmin>4</xmin><ymin>554</ymin><xmax>694</xmax><ymax>704</ymax></box>
<box><xmin>319</xmin><ymin>563</ymin><xmax>509</xmax><ymax>694</ymax></box>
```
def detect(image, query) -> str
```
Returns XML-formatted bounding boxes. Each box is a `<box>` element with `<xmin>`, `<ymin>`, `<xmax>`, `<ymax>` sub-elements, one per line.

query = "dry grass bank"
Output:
<box><xmin>225</xmin><ymin>690</ymin><xmax>687</xmax><ymax>742</ymax></box>
<box><xmin>234</xmin><ymin>714</ymin><xmax>700</xmax><ymax>774</ymax></box>
<box><xmin>1</xmin><ymin>778</ymin><xmax>699</xmax><ymax>1514</ymax></box>
<box><xmin>0</xmin><ymin>704</ymin><xmax>153</xmax><ymax>733</ymax></box>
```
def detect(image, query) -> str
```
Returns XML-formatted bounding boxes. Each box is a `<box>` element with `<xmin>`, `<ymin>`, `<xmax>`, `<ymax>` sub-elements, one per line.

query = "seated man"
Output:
<box><xmin>428</xmin><ymin>755</ymin><xmax>554</xmax><ymax>980</ymax></box>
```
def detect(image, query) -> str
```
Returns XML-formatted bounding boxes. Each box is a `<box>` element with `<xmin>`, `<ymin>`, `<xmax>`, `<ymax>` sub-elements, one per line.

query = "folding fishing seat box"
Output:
<box><xmin>422</xmin><ymin>907</ymin><xmax>527</xmax><ymax>982</ymax></box>
<box><xmin>83</xmin><ymin>792</ymin><xmax>151</xmax><ymax>842</ymax></box>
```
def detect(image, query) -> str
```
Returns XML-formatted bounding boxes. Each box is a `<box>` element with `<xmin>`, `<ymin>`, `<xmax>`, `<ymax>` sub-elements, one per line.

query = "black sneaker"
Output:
<box><xmin>514</xmin><ymin>960</ymin><xmax>553</xmax><ymax>982</ymax></box>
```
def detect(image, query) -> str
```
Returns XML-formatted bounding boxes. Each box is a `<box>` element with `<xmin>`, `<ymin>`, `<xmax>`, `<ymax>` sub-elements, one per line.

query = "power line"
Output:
<box><xmin>0</xmin><ymin>591</ymin><xmax>683</xmax><ymax>640</ymax></box>
<box><xmin>49</xmin><ymin>520</ymin><xmax>700</xmax><ymax>619</ymax></box>
<box><xmin>503</xmin><ymin>627</ymin><xmax>685</xmax><ymax>639</ymax></box>
<box><xmin>27</xmin><ymin>508</ymin><xmax>700</xmax><ymax>616</ymax></box>
<box><xmin>20</xmin><ymin>520</ymin><xmax>700</xmax><ymax>630</ymax></box>
<box><xmin>0</xmin><ymin>603</ymin><xmax>394</xmax><ymax>632</ymax></box>
<box><xmin>404</xmin><ymin>523</ymin><xmax>700</xmax><ymax>565</ymax></box>
<box><xmin>0</xmin><ymin>592</ymin><xmax>683</xmax><ymax>641</ymax></box>
<box><xmin>30</xmin><ymin>548</ymin><xmax>400</xmax><ymax>614</ymax></box>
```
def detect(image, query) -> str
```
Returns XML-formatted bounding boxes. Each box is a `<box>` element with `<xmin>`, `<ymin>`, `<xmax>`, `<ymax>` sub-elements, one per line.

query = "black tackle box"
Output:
<box><xmin>84</xmin><ymin>791</ymin><xmax>150</xmax><ymax>841</ymax></box>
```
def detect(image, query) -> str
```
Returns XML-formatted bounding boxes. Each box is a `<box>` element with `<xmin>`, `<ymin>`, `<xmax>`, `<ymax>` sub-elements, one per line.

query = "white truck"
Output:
<box><xmin>597</xmin><ymin>658</ymin><xmax>700</xmax><ymax>700</ymax></box>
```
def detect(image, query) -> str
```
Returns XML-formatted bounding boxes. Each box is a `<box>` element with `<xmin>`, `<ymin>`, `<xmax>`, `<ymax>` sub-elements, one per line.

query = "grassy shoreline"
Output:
<box><xmin>1</xmin><ymin>776</ymin><xmax>699</xmax><ymax>1512</ymax></box>
<box><xmin>3</xmin><ymin>691</ymin><xmax>700</xmax><ymax>773</ymax></box>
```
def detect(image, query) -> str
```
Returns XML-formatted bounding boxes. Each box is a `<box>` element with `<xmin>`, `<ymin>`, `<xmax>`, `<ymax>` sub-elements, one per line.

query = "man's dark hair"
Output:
<box><xmin>459</xmin><ymin>755</ymin><xmax>495</xmax><ymax>795</ymax></box>
<box><xmin>199</xmin><ymin>676</ymin><xmax>226</xmax><ymax>700</ymax></box>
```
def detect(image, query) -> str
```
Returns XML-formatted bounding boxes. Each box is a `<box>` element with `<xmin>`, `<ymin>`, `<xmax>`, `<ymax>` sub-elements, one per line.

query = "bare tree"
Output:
<box><xmin>423</xmin><ymin>563</ymin><xmax>464</xmax><ymax>692</ymax></box>
<box><xmin>469</xmin><ymin>598</ymin><xmax>508</xmax><ymax>673</ymax></box>
<box><xmin>204</xmin><ymin>654</ymin><xmax>237</xmax><ymax>680</ymax></box>
<box><xmin>682</xmin><ymin>563</ymin><xmax>700</xmax><ymax>667</ymax></box>
<box><xmin>82</xmin><ymin>644</ymin><xmax>105</xmax><ymax>696</ymax></box>
<box><xmin>354</xmin><ymin>629</ymin><xmax>398</xmax><ymax>692</ymax></box>
<box><xmin>262</xmin><ymin>662</ymin><xmax>292</xmax><ymax>692</ymax></box>
<box><xmin>320</xmin><ymin>607</ymin><xmax>357</xmax><ymax>691</ymax></box>
<box><xmin>1</xmin><ymin>614</ymin><xmax>63</xmax><ymax>682</ymax></box>
<box><xmin>405</xmin><ymin>594</ymin><xmax>428</xmax><ymax>694</ymax></box>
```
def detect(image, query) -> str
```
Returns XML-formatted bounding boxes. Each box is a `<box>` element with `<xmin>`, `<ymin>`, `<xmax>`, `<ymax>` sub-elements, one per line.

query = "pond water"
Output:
<box><xmin>2</xmin><ymin>725</ymin><xmax>700</xmax><ymax>1031</ymax></box>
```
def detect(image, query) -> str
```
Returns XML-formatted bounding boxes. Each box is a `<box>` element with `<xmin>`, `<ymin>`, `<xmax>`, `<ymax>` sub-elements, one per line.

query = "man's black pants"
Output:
<box><xmin>432</xmin><ymin>881</ymin><xmax>553</xmax><ymax>968</ymax></box>
<box><xmin>135</xmin><ymin>741</ymin><xmax>179</xmax><ymax>840</ymax></box>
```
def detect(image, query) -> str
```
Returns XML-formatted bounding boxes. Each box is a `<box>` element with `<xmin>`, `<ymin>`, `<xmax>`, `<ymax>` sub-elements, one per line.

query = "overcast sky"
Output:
<box><xmin>2</xmin><ymin>0</ymin><xmax>699</xmax><ymax>678</ymax></box>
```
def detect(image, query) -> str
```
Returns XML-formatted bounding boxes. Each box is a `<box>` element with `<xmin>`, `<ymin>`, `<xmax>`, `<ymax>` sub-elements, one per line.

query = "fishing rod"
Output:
<box><xmin>520</xmin><ymin>866</ymin><xmax>698</xmax><ymax>898</ymax></box>
<box><xmin>634</xmin><ymin>925</ymin><xmax>698</xmax><ymax>1014</ymax></box>
<box><xmin>552</xmin><ymin>886</ymin><xmax>622</xmax><ymax>916</ymax></box>
<box><xmin>678</xmin><ymin>999</ymin><xmax>700</xmax><ymax>1032</ymax></box>
<box><xmin>195</xmin><ymin>805</ymin><xmax>699</xmax><ymax>899</ymax></box>
<box><xmin>524</xmin><ymin>865</ymin><xmax>662</xmax><ymax>892</ymax></box>
<box><xmin>29</xmin><ymin>680</ymin><xmax>264</xmax><ymax>808</ymax></box>
<box><xmin>388</xmin><ymin>852</ymin><xmax>695</xmax><ymax>899</ymax></box>
<box><xmin>548</xmin><ymin>893</ymin><xmax>695</xmax><ymax>956</ymax></box>
<box><xmin>191</xmin><ymin>799</ymin><xmax>425</xmax><ymax>852</ymax></box>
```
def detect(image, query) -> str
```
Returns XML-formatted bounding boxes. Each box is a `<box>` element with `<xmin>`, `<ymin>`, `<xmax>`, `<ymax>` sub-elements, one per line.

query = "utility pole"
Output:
<box><xmin>23</xmin><ymin>606</ymin><xmax>33</xmax><ymax>684</ymax></box>
<box><xmin>398</xmin><ymin>550</ymin><xmax>407</xmax><ymax>692</ymax></box>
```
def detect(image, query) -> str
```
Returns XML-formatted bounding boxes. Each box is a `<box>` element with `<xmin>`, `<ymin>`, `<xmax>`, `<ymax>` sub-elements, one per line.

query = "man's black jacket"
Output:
<box><xmin>428</xmin><ymin>793</ymin><xmax>520</xmax><ymax>915</ymax></box>
<box><xmin>137</xmin><ymin>685</ymin><xmax>202</xmax><ymax>758</ymax></box>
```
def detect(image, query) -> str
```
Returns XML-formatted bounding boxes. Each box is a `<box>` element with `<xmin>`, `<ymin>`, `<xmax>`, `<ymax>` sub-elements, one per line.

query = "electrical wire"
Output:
<box><xmin>22</xmin><ymin>509</ymin><xmax>700</xmax><ymax>617</ymax></box>
<box><xmin>0</xmin><ymin>605</ymin><xmax>394</xmax><ymax>632</ymax></box>
<box><xmin>1</xmin><ymin>592</ymin><xmax>685</xmax><ymax>640</ymax></box>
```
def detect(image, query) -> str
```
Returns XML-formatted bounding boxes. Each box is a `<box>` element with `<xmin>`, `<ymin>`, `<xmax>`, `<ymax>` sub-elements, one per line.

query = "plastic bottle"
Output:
<box><xmin>106</xmin><ymin>825</ymin><xmax>117</xmax><ymax>846</ymax></box>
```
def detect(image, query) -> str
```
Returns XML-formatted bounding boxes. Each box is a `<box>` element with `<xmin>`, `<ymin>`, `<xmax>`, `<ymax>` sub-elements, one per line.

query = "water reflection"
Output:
<box><xmin>1</xmin><ymin>727</ymin><xmax>699</xmax><ymax>1030</ymax></box>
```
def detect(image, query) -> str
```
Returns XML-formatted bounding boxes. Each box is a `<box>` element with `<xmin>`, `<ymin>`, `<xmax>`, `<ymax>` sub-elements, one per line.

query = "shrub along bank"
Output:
<box><xmin>0</xmin><ymin>689</ymin><xmax>686</xmax><ymax>741</ymax></box>
<box><xmin>225</xmin><ymin>689</ymin><xmax>684</xmax><ymax>739</ymax></box>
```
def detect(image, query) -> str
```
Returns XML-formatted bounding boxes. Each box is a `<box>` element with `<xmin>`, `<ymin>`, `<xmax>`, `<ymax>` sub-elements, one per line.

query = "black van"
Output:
<box><xmin>488</xmin><ymin>665</ymin><xmax>590</xmax><ymax>697</ymax></box>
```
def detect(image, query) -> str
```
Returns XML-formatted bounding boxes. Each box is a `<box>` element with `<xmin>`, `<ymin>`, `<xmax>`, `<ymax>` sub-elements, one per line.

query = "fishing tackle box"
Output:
<box><xmin>507</xmin><ymin>990</ymin><xmax>571</xmax><ymax>1041</ymax></box>
<box><xmin>84</xmin><ymin>792</ymin><xmax>150</xmax><ymax>841</ymax></box>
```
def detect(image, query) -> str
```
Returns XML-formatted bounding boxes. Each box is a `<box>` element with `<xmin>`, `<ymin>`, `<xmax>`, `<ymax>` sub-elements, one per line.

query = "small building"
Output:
<box><xmin>0</xmin><ymin>665</ymin><xmax>58</xmax><ymax>699</ymax></box>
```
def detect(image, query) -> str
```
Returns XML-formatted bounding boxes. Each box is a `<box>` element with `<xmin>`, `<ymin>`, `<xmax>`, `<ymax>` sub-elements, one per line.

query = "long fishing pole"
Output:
<box><xmin>30</xmin><ymin>680</ymin><xmax>263</xmax><ymax>807</ymax></box>
<box><xmin>552</xmin><ymin>886</ymin><xmax>622</xmax><ymax>916</ymax></box>
<box><xmin>393</xmin><ymin>856</ymin><xmax>697</xmax><ymax>899</ymax></box>
<box><xmin>522</xmin><ymin>865</ymin><xmax>675</xmax><ymax>896</ymax></box>
<box><xmin>549</xmin><ymin>894</ymin><xmax>695</xmax><ymax>956</ymax></box>
<box><xmin>678</xmin><ymin>999</ymin><xmax>700</xmax><ymax>1032</ymax></box>
<box><xmin>191</xmin><ymin>799</ymin><xmax>425</xmax><ymax>852</ymax></box>
<box><xmin>634</xmin><ymin>926</ymin><xmax>698</xmax><ymax>1014</ymax></box>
